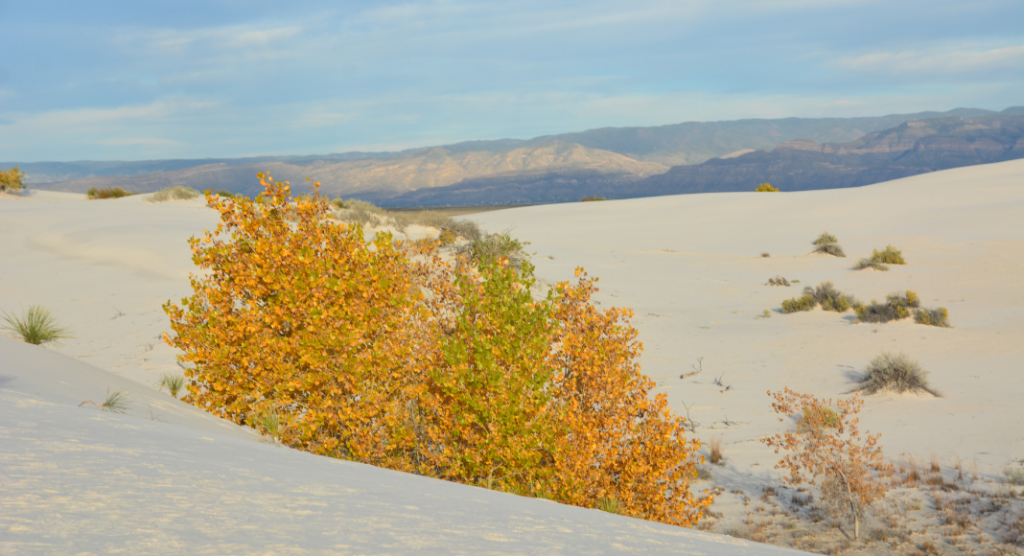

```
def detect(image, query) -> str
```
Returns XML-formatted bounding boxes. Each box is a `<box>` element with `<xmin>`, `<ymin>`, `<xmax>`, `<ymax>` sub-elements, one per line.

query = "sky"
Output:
<box><xmin>1</xmin><ymin>0</ymin><xmax>1022</xmax><ymax>162</ymax></box>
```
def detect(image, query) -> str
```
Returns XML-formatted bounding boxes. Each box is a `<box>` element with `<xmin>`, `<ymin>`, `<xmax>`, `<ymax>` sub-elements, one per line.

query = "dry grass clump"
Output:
<box><xmin>914</xmin><ymin>307</ymin><xmax>951</xmax><ymax>327</ymax></box>
<box><xmin>811</xmin><ymin>232</ymin><xmax>845</xmax><ymax>257</ymax></box>
<box><xmin>767</xmin><ymin>276</ymin><xmax>790</xmax><ymax>287</ymax></box>
<box><xmin>332</xmin><ymin>198</ymin><xmax>389</xmax><ymax>227</ymax></box>
<box><xmin>87</xmin><ymin>187</ymin><xmax>136</xmax><ymax>199</ymax></box>
<box><xmin>150</xmin><ymin>186</ymin><xmax>201</xmax><ymax>202</ymax></box>
<box><xmin>708</xmin><ymin>435</ymin><xmax>724</xmax><ymax>465</ymax></box>
<box><xmin>854</xmin><ymin>258</ymin><xmax>889</xmax><ymax>271</ymax></box>
<box><xmin>805</xmin><ymin>281</ymin><xmax>858</xmax><ymax>312</ymax></box>
<box><xmin>158</xmin><ymin>373</ymin><xmax>186</xmax><ymax>397</ymax></box>
<box><xmin>1</xmin><ymin>306</ymin><xmax>72</xmax><ymax>346</ymax></box>
<box><xmin>855</xmin><ymin>290</ymin><xmax>920</xmax><ymax>323</ymax></box>
<box><xmin>855</xmin><ymin>352</ymin><xmax>940</xmax><ymax>397</ymax></box>
<box><xmin>755</xmin><ymin>183</ymin><xmax>779</xmax><ymax>192</ymax></box>
<box><xmin>460</xmin><ymin>232</ymin><xmax>530</xmax><ymax>272</ymax></box>
<box><xmin>79</xmin><ymin>388</ymin><xmax>131</xmax><ymax>413</ymax></box>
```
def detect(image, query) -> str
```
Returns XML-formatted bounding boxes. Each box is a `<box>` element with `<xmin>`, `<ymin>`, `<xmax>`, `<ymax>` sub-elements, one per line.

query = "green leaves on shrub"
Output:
<box><xmin>856</xmin><ymin>352</ymin><xmax>939</xmax><ymax>397</ymax></box>
<box><xmin>1</xmin><ymin>306</ymin><xmax>72</xmax><ymax>346</ymax></box>
<box><xmin>854</xmin><ymin>291</ymin><xmax>920</xmax><ymax>323</ymax></box>
<box><xmin>870</xmin><ymin>245</ymin><xmax>905</xmax><ymax>265</ymax></box>
<box><xmin>782</xmin><ymin>294</ymin><xmax>816</xmax><ymax>313</ymax></box>
<box><xmin>811</xmin><ymin>232</ymin><xmax>845</xmax><ymax>257</ymax></box>
<box><xmin>914</xmin><ymin>307</ymin><xmax>950</xmax><ymax>327</ymax></box>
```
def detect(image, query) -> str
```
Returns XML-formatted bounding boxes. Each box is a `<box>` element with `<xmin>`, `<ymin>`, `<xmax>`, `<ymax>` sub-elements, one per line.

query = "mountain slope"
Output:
<box><xmin>35</xmin><ymin>141</ymin><xmax>666</xmax><ymax>199</ymax></box>
<box><xmin>627</xmin><ymin>115</ymin><xmax>1024</xmax><ymax>197</ymax></box>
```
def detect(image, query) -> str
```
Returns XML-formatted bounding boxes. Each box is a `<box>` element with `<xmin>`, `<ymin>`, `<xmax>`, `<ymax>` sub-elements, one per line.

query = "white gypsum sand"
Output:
<box><xmin>0</xmin><ymin>190</ymin><xmax>805</xmax><ymax>555</ymax></box>
<box><xmin>2</xmin><ymin>160</ymin><xmax>1022</xmax><ymax>554</ymax></box>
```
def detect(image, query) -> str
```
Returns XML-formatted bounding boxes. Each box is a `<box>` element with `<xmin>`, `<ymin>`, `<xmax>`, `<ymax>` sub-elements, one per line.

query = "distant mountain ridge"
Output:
<box><xmin>384</xmin><ymin>114</ymin><xmax>1024</xmax><ymax>205</ymax></box>
<box><xmin>13</xmin><ymin>106</ymin><xmax>1022</xmax><ymax>205</ymax></box>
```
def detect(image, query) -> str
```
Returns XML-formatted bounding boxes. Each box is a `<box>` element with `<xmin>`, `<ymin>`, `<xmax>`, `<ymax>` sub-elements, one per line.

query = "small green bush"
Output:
<box><xmin>755</xmin><ymin>183</ymin><xmax>779</xmax><ymax>192</ymax></box>
<box><xmin>914</xmin><ymin>307</ymin><xmax>950</xmax><ymax>327</ymax></box>
<box><xmin>813</xmin><ymin>232</ymin><xmax>838</xmax><ymax>246</ymax></box>
<box><xmin>871</xmin><ymin>245</ymin><xmax>905</xmax><ymax>265</ymax></box>
<box><xmin>1</xmin><ymin>306</ymin><xmax>72</xmax><ymax>346</ymax></box>
<box><xmin>781</xmin><ymin>294</ymin><xmax>816</xmax><ymax>313</ymax></box>
<box><xmin>150</xmin><ymin>186</ymin><xmax>201</xmax><ymax>202</ymax></box>
<box><xmin>814</xmin><ymin>243</ymin><xmax>846</xmax><ymax>257</ymax></box>
<box><xmin>87</xmin><ymin>187</ymin><xmax>135</xmax><ymax>199</ymax></box>
<box><xmin>805</xmin><ymin>282</ymin><xmax>858</xmax><ymax>313</ymax></box>
<box><xmin>855</xmin><ymin>291</ymin><xmax>920</xmax><ymax>323</ymax></box>
<box><xmin>331</xmin><ymin>198</ymin><xmax>345</xmax><ymax>209</ymax></box>
<box><xmin>215</xmin><ymin>189</ymin><xmax>235</xmax><ymax>198</ymax></box>
<box><xmin>854</xmin><ymin>258</ymin><xmax>889</xmax><ymax>271</ymax></box>
<box><xmin>855</xmin><ymin>352</ymin><xmax>939</xmax><ymax>397</ymax></box>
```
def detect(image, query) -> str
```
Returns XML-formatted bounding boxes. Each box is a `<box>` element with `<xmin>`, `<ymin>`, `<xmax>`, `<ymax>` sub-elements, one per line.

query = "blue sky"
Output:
<box><xmin>1</xmin><ymin>0</ymin><xmax>1022</xmax><ymax>162</ymax></box>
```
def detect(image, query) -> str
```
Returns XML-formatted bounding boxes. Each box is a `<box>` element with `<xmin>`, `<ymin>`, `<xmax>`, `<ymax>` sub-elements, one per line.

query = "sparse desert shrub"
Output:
<box><xmin>79</xmin><ymin>388</ymin><xmax>131</xmax><ymax>414</ymax></box>
<box><xmin>331</xmin><ymin>198</ymin><xmax>345</xmax><ymax>209</ymax></box>
<box><xmin>391</xmin><ymin>210</ymin><xmax>481</xmax><ymax>242</ymax></box>
<box><xmin>255</xmin><ymin>409</ymin><xmax>282</xmax><ymax>442</ymax></box>
<box><xmin>767</xmin><ymin>276</ymin><xmax>790</xmax><ymax>287</ymax></box>
<box><xmin>696</xmin><ymin>466</ymin><xmax>714</xmax><ymax>480</ymax></box>
<box><xmin>164</xmin><ymin>174</ymin><xmax>710</xmax><ymax>527</ymax></box>
<box><xmin>333</xmin><ymin>198</ymin><xmax>389</xmax><ymax>227</ymax></box>
<box><xmin>854</xmin><ymin>258</ymin><xmax>889</xmax><ymax>271</ymax></box>
<box><xmin>814</xmin><ymin>243</ymin><xmax>846</xmax><ymax>257</ymax></box>
<box><xmin>914</xmin><ymin>307</ymin><xmax>951</xmax><ymax>327</ymax></box>
<box><xmin>781</xmin><ymin>294</ymin><xmax>816</xmax><ymax>313</ymax></box>
<box><xmin>215</xmin><ymin>189</ymin><xmax>234</xmax><ymax>198</ymax></box>
<box><xmin>1003</xmin><ymin>464</ymin><xmax>1024</xmax><ymax>486</ymax></box>
<box><xmin>762</xmin><ymin>388</ymin><xmax>891</xmax><ymax>539</ymax></box>
<box><xmin>150</xmin><ymin>186</ymin><xmax>201</xmax><ymax>202</ymax></box>
<box><xmin>761</xmin><ymin>252</ymin><xmax>770</xmax><ymax>257</ymax></box>
<box><xmin>87</xmin><ymin>187</ymin><xmax>135</xmax><ymax>199</ymax></box>
<box><xmin>855</xmin><ymin>290</ymin><xmax>920</xmax><ymax>323</ymax></box>
<box><xmin>755</xmin><ymin>183</ymin><xmax>779</xmax><ymax>192</ymax></box>
<box><xmin>460</xmin><ymin>232</ymin><xmax>530</xmax><ymax>273</ymax></box>
<box><xmin>805</xmin><ymin>281</ymin><xmax>857</xmax><ymax>313</ymax></box>
<box><xmin>0</xmin><ymin>165</ymin><xmax>25</xmax><ymax>193</ymax></box>
<box><xmin>158</xmin><ymin>373</ymin><xmax>185</xmax><ymax>397</ymax></box>
<box><xmin>856</xmin><ymin>352</ymin><xmax>940</xmax><ymax>397</ymax></box>
<box><xmin>813</xmin><ymin>232</ymin><xmax>838</xmax><ymax>246</ymax></box>
<box><xmin>709</xmin><ymin>435</ymin><xmax>724</xmax><ymax>464</ymax></box>
<box><xmin>580</xmin><ymin>196</ymin><xmax>607</xmax><ymax>202</ymax></box>
<box><xmin>870</xmin><ymin>245</ymin><xmax>905</xmax><ymax>265</ymax></box>
<box><xmin>1</xmin><ymin>306</ymin><xmax>72</xmax><ymax>346</ymax></box>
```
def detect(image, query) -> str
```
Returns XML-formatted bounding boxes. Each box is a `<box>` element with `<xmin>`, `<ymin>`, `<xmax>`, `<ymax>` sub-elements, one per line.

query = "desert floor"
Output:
<box><xmin>2</xmin><ymin>159</ymin><xmax>1022</xmax><ymax>555</ymax></box>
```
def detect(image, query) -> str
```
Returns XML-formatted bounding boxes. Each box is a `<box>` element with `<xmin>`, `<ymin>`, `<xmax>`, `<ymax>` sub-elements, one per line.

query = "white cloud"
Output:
<box><xmin>836</xmin><ymin>44</ymin><xmax>1024</xmax><ymax>75</ymax></box>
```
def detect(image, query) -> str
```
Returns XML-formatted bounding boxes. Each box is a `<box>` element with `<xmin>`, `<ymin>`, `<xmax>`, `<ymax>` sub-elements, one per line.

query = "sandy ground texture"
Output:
<box><xmin>1</xmin><ymin>160</ymin><xmax>1022</xmax><ymax>554</ymax></box>
<box><xmin>468</xmin><ymin>159</ymin><xmax>1024</xmax><ymax>553</ymax></box>
<box><xmin>0</xmin><ymin>189</ymin><xmax>806</xmax><ymax>555</ymax></box>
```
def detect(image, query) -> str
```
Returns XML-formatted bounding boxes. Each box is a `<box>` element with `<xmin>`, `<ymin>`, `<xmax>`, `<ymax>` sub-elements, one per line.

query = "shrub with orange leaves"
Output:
<box><xmin>164</xmin><ymin>174</ymin><xmax>710</xmax><ymax>526</ymax></box>
<box><xmin>761</xmin><ymin>388</ymin><xmax>890</xmax><ymax>539</ymax></box>
<box><xmin>548</xmin><ymin>269</ymin><xmax>710</xmax><ymax>526</ymax></box>
<box><xmin>163</xmin><ymin>174</ymin><xmax>429</xmax><ymax>470</ymax></box>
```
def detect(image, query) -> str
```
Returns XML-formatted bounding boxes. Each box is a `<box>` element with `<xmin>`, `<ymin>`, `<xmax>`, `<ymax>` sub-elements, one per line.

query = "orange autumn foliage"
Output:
<box><xmin>164</xmin><ymin>174</ymin><xmax>710</xmax><ymax>526</ymax></box>
<box><xmin>761</xmin><ymin>388</ymin><xmax>890</xmax><ymax>539</ymax></box>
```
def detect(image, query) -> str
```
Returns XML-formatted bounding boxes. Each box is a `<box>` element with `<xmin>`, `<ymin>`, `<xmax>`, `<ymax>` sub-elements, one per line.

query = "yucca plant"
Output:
<box><xmin>159</xmin><ymin>373</ymin><xmax>186</xmax><ymax>397</ymax></box>
<box><xmin>1</xmin><ymin>306</ymin><xmax>72</xmax><ymax>346</ymax></box>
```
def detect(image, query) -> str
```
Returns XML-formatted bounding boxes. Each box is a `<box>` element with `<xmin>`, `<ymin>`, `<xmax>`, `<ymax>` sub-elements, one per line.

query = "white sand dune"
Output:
<box><xmin>469</xmin><ymin>159</ymin><xmax>1024</xmax><ymax>481</ymax></box>
<box><xmin>1</xmin><ymin>160</ymin><xmax>1021</xmax><ymax>554</ymax></box>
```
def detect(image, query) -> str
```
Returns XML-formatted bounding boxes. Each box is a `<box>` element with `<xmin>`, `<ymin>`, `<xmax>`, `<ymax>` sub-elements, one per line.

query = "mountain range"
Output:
<box><xmin>11</xmin><ymin>106</ymin><xmax>1023</xmax><ymax>205</ymax></box>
